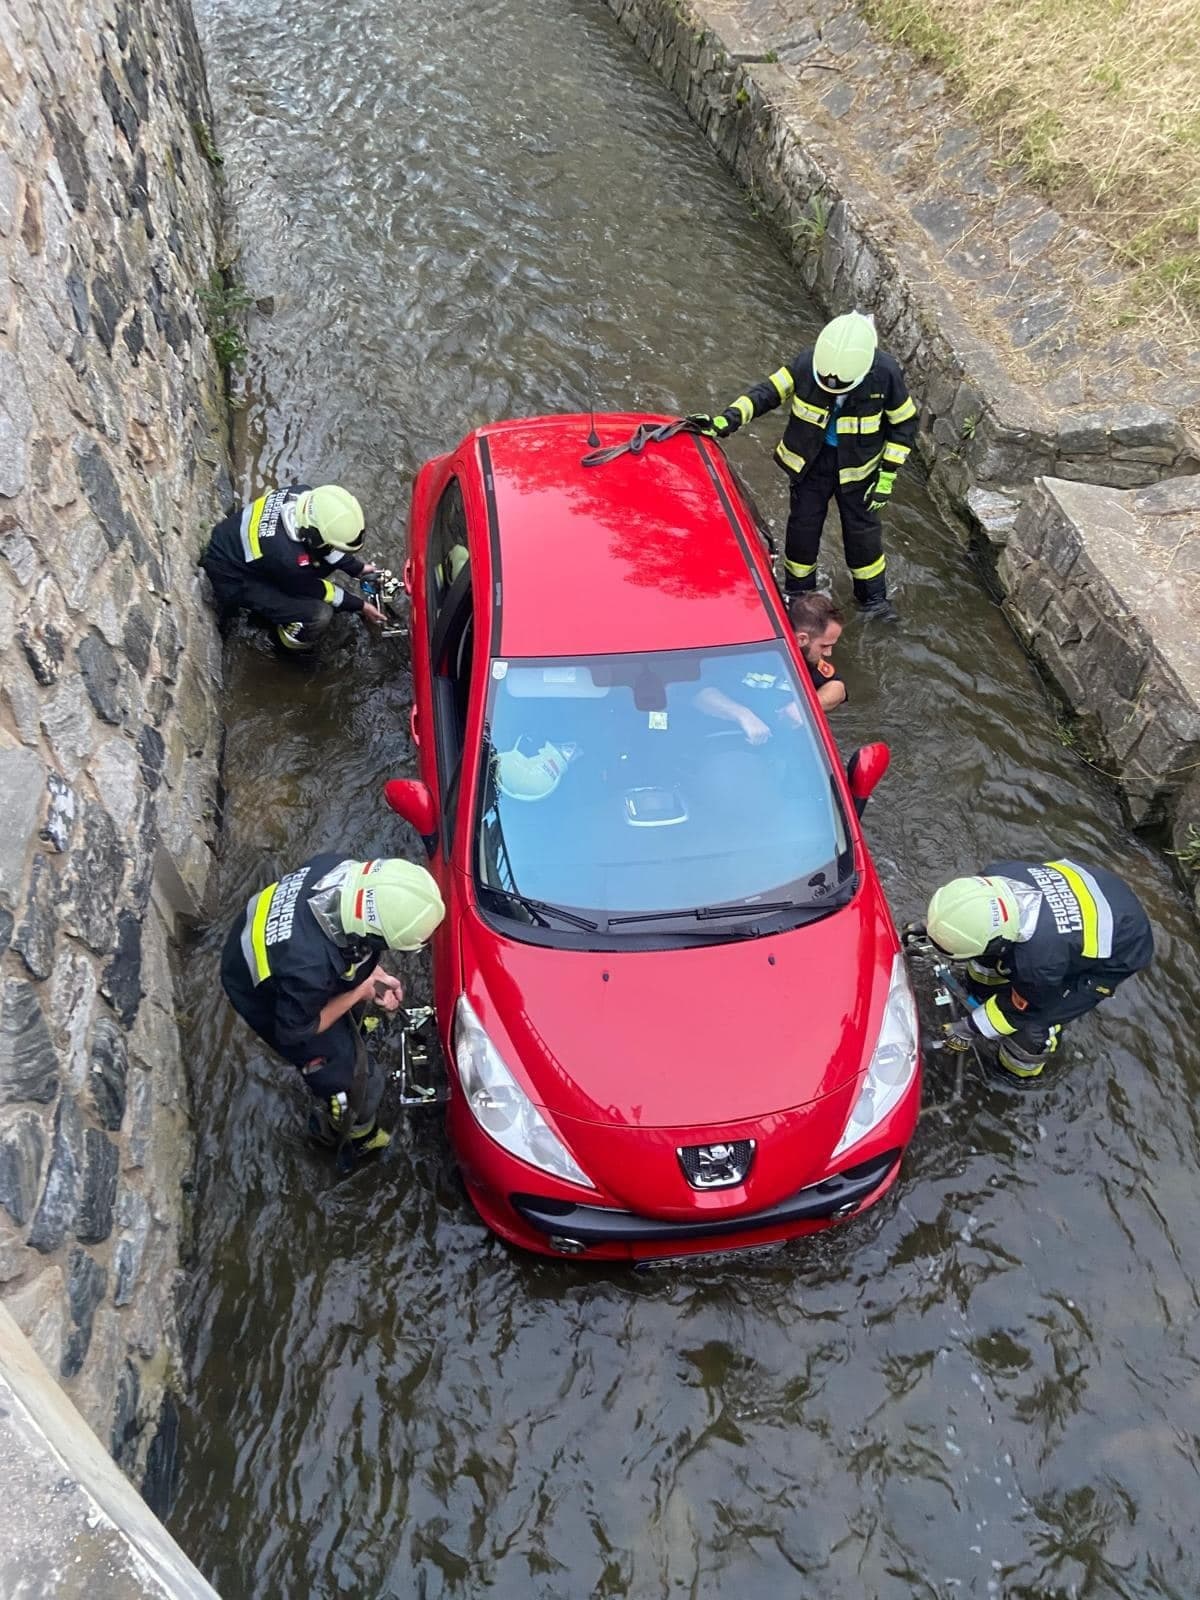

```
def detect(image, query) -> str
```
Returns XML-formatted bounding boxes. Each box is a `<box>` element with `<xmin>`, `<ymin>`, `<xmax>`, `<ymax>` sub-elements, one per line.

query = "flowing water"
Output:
<box><xmin>170</xmin><ymin>0</ymin><xmax>1200</xmax><ymax>1593</ymax></box>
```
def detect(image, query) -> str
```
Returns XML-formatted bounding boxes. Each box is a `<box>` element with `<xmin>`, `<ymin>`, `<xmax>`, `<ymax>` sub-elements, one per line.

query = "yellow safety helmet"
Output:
<box><xmin>340</xmin><ymin>859</ymin><xmax>445</xmax><ymax>950</ymax></box>
<box><xmin>495</xmin><ymin>740</ymin><xmax>568</xmax><ymax>802</ymax></box>
<box><xmin>926</xmin><ymin>875</ymin><xmax>1021</xmax><ymax>959</ymax></box>
<box><xmin>812</xmin><ymin>312</ymin><xmax>877</xmax><ymax>394</ymax></box>
<box><xmin>294</xmin><ymin>484</ymin><xmax>365</xmax><ymax>552</ymax></box>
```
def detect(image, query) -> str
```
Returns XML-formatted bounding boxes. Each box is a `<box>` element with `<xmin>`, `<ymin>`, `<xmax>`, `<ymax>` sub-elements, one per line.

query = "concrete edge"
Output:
<box><xmin>0</xmin><ymin>1303</ymin><xmax>219</xmax><ymax>1597</ymax></box>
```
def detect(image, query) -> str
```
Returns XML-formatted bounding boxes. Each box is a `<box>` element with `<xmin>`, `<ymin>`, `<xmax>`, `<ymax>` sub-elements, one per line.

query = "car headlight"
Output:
<box><xmin>831</xmin><ymin>953</ymin><xmax>919</xmax><ymax>1158</ymax></box>
<box><xmin>453</xmin><ymin>995</ymin><xmax>594</xmax><ymax>1188</ymax></box>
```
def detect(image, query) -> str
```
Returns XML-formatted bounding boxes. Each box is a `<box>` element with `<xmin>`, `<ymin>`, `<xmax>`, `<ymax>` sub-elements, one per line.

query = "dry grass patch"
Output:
<box><xmin>856</xmin><ymin>0</ymin><xmax>1200</xmax><ymax>336</ymax></box>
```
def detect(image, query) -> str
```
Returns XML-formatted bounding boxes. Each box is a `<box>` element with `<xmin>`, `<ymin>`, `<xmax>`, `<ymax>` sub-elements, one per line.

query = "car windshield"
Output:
<box><xmin>474</xmin><ymin>642</ymin><xmax>851</xmax><ymax>927</ymax></box>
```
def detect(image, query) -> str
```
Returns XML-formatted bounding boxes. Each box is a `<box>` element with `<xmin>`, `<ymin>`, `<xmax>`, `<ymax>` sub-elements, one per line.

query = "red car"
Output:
<box><xmin>385</xmin><ymin>413</ymin><xmax>921</xmax><ymax>1262</ymax></box>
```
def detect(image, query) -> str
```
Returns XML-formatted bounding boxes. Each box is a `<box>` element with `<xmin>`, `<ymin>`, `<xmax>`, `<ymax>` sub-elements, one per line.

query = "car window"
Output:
<box><xmin>430</xmin><ymin>567</ymin><xmax>475</xmax><ymax>849</ymax></box>
<box><xmin>475</xmin><ymin>642</ymin><xmax>850</xmax><ymax>924</ymax></box>
<box><xmin>427</xmin><ymin>478</ymin><xmax>469</xmax><ymax>635</ymax></box>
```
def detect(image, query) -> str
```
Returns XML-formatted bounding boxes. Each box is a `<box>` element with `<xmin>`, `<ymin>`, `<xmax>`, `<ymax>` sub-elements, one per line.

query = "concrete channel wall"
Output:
<box><xmin>601</xmin><ymin>0</ymin><xmax>1200</xmax><ymax>908</ymax></box>
<box><xmin>0</xmin><ymin>1302</ymin><xmax>219</xmax><ymax>1599</ymax></box>
<box><xmin>0</xmin><ymin>0</ymin><xmax>229</xmax><ymax>1543</ymax></box>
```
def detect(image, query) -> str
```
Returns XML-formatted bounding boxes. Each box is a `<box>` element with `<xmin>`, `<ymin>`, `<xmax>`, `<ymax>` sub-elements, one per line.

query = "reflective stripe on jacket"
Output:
<box><xmin>201</xmin><ymin>484</ymin><xmax>366</xmax><ymax>612</ymax></box>
<box><xmin>968</xmin><ymin>858</ymin><xmax>1153</xmax><ymax>1039</ymax></box>
<box><xmin>230</xmin><ymin>853</ymin><xmax>380</xmax><ymax>1052</ymax></box>
<box><xmin>718</xmin><ymin>350</ymin><xmax>918</xmax><ymax>494</ymax></box>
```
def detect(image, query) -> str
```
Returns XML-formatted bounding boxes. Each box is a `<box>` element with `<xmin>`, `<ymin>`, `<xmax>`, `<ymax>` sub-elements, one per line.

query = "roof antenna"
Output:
<box><xmin>585</xmin><ymin>300</ymin><xmax>600</xmax><ymax>448</ymax></box>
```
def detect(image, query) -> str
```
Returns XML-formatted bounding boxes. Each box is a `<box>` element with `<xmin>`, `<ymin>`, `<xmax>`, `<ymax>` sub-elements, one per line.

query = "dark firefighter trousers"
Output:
<box><xmin>786</xmin><ymin>444</ymin><xmax>885</xmax><ymax>602</ymax></box>
<box><xmin>976</xmin><ymin>972</ymin><xmax>1131</xmax><ymax>1057</ymax></box>
<box><xmin>204</xmin><ymin>566</ymin><xmax>335</xmax><ymax>653</ymax></box>
<box><xmin>220</xmin><ymin>944</ymin><xmax>384</xmax><ymax>1133</ymax></box>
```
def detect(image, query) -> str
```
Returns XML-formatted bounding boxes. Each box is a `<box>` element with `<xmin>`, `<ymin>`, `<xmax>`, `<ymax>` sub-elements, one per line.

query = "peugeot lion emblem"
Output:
<box><xmin>678</xmin><ymin>1139</ymin><xmax>756</xmax><ymax>1189</ymax></box>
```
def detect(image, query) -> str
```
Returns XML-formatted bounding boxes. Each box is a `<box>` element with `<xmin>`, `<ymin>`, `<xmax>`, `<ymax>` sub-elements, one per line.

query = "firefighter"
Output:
<box><xmin>689</xmin><ymin>311</ymin><xmax>917</xmax><ymax>621</ymax></box>
<box><xmin>220</xmin><ymin>855</ymin><xmax>445</xmax><ymax>1159</ymax></box>
<box><xmin>925</xmin><ymin>859</ymin><xmax>1153</xmax><ymax>1082</ymax></box>
<box><xmin>201</xmin><ymin>482</ymin><xmax>388</xmax><ymax>655</ymax></box>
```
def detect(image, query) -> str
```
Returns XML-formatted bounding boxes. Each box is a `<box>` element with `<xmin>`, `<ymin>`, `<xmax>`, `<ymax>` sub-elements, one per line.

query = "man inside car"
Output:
<box><xmin>694</xmin><ymin>591</ymin><xmax>847</xmax><ymax>740</ymax></box>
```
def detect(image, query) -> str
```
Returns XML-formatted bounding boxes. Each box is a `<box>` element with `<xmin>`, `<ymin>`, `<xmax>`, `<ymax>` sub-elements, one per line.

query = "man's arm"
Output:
<box><xmin>817</xmin><ymin>678</ymin><xmax>847</xmax><ymax>711</ymax></box>
<box><xmin>316</xmin><ymin>971</ymin><xmax>378</xmax><ymax>1034</ymax></box>
<box><xmin>275</xmin><ymin>956</ymin><xmax>378</xmax><ymax>1051</ymax></box>
<box><xmin>696</xmin><ymin>358</ymin><xmax>801</xmax><ymax>438</ymax></box>
<box><xmin>320</xmin><ymin>550</ymin><xmax>367</xmax><ymax>579</ymax></box>
<box><xmin>693</xmin><ymin>687</ymin><xmax>771</xmax><ymax>744</ymax></box>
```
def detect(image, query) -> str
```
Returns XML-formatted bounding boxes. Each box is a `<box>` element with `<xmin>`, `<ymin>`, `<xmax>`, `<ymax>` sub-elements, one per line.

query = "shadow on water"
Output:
<box><xmin>171</xmin><ymin>0</ymin><xmax>1200</xmax><ymax>1594</ymax></box>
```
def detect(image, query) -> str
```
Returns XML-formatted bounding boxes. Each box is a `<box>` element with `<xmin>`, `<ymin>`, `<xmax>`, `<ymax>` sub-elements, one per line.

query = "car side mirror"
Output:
<box><xmin>384</xmin><ymin>779</ymin><xmax>438</xmax><ymax>854</ymax></box>
<box><xmin>846</xmin><ymin>742</ymin><xmax>890</xmax><ymax>818</ymax></box>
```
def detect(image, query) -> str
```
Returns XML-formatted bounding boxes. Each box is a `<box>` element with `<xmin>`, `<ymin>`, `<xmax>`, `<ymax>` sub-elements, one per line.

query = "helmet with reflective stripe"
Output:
<box><xmin>812</xmin><ymin>312</ymin><xmax>877</xmax><ymax>394</ymax></box>
<box><xmin>926</xmin><ymin>875</ymin><xmax>1021</xmax><ymax>959</ymax></box>
<box><xmin>495</xmin><ymin>740</ymin><xmax>568</xmax><ymax>801</ymax></box>
<box><xmin>294</xmin><ymin>484</ymin><xmax>365</xmax><ymax>552</ymax></box>
<box><xmin>339</xmin><ymin>859</ymin><xmax>445</xmax><ymax>950</ymax></box>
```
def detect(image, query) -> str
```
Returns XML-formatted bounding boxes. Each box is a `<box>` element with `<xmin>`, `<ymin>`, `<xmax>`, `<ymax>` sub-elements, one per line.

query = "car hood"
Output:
<box><xmin>459</xmin><ymin>888</ymin><xmax>898</xmax><ymax>1128</ymax></box>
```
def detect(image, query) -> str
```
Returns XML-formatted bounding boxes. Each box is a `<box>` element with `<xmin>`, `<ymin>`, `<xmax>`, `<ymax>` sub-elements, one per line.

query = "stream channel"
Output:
<box><xmin>171</xmin><ymin>0</ymin><xmax>1200</xmax><ymax>1593</ymax></box>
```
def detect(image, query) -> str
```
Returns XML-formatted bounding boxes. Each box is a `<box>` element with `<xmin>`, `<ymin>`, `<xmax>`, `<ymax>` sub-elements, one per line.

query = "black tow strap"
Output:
<box><xmin>580</xmin><ymin>417</ymin><xmax>703</xmax><ymax>468</ymax></box>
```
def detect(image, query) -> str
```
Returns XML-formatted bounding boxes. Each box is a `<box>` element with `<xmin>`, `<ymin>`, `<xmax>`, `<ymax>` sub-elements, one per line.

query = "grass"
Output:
<box><xmin>855</xmin><ymin>0</ymin><xmax>1200</xmax><ymax>334</ymax></box>
<box><xmin>790</xmin><ymin>192</ymin><xmax>832</xmax><ymax>250</ymax></box>
<box><xmin>1168</xmin><ymin>823</ymin><xmax>1200</xmax><ymax>874</ymax></box>
<box><xmin>197</xmin><ymin>271</ymin><xmax>253</xmax><ymax>372</ymax></box>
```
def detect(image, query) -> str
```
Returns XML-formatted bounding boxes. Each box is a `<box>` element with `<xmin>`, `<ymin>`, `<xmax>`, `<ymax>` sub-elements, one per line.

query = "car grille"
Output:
<box><xmin>677</xmin><ymin>1139</ymin><xmax>756</xmax><ymax>1189</ymax></box>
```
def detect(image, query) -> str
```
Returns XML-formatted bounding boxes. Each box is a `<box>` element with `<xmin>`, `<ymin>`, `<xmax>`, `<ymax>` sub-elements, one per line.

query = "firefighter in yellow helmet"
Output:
<box><xmin>925</xmin><ymin>859</ymin><xmax>1153</xmax><ymax>1082</ymax></box>
<box><xmin>201</xmin><ymin>482</ymin><xmax>390</xmax><ymax>654</ymax></box>
<box><xmin>689</xmin><ymin>312</ymin><xmax>917</xmax><ymax>621</ymax></box>
<box><xmin>220</xmin><ymin>855</ymin><xmax>445</xmax><ymax>1160</ymax></box>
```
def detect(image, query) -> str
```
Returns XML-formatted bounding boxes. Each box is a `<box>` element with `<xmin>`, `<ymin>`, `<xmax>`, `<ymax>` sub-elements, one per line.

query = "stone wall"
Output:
<box><xmin>600</xmin><ymin>0</ymin><xmax>1200</xmax><ymax>893</ymax></box>
<box><xmin>973</xmin><ymin>477</ymin><xmax>1200</xmax><ymax>909</ymax></box>
<box><xmin>0</xmin><ymin>0</ymin><xmax>229</xmax><ymax>1487</ymax></box>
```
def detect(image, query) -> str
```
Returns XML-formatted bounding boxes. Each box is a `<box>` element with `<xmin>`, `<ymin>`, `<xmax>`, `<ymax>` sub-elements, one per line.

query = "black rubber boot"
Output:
<box><xmin>993</xmin><ymin>1039</ymin><xmax>1050</xmax><ymax>1085</ymax></box>
<box><xmin>853</xmin><ymin>575</ymin><xmax>899</xmax><ymax>623</ymax></box>
<box><xmin>783</xmin><ymin>574</ymin><xmax>818</xmax><ymax>602</ymax></box>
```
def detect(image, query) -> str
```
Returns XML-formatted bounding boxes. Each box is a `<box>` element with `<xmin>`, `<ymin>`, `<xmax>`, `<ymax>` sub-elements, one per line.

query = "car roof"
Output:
<box><xmin>475</xmin><ymin>414</ymin><xmax>778</xmax><ymax>658</ymax></box>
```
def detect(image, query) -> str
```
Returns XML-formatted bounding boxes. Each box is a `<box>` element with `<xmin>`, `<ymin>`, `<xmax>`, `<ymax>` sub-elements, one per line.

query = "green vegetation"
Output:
<box><xmin>198</xmin><ymin>271</ymin><xmax>253</xmax><ymax>372</ymax></box>
<box><xmin>855</xmin><ymin>0</ymin><xmax>1200</xmax><ymax>336</ymax></box>
<box><xmin>1168</xmin><ymin>823</ymin><xmax>1200</xmax><ymax>874</ymax></box>
<box><xmin>790</xmin><ymin>192</ymin><xmax>832</xmax><ymax>251</ymax></box>
<box><xmin>191</xmin><ymin>120</ymin><xmax>223</xmax><ymax>168</ymax></box>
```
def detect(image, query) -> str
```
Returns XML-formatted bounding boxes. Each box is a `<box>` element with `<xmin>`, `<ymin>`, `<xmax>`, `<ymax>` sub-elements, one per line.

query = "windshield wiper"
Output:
<box><xmin>608</xmin><ymin>882</ymin><xmax>856</xmax><ymax>930</ymax></box>
<box><xmin>485</xmin><ymin>887</ymin><xmax>602</xmax><ymax>933</ymax></box>
<box><xmin>607</xmin><ymin>900</ymin><xmax>796</xmax><ymax>927</ymax></box>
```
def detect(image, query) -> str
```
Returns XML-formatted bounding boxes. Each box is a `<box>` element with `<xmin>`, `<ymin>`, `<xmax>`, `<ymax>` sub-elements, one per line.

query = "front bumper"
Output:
<box><xmin>510</xmin><ymin>1148</ymin><xmax>901</xmax><ymax>1248</ymax></box>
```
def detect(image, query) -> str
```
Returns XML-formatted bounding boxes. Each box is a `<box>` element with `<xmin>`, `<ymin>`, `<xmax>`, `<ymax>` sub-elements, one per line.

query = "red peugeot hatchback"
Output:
<box><xmin>385</xmin><ymin>414</ymin><xmax>921</xmax><ymax>1262</ymax></box>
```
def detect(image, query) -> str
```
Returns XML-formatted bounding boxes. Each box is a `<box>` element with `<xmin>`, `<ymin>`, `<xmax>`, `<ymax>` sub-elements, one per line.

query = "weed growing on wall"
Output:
<box><xmin>198</xmin><ymin>272</ymin><xmax>253</xmax><ymax>372</ymax></box>
<box><xmin>790</xmin><ymin>193</ymin><xmax>832</xmax><ymax>252</ymax></box>
<box><xmin>191</xmin><ymin>120</ymin><xmax>223</xmax><ymax>168</ymax></box>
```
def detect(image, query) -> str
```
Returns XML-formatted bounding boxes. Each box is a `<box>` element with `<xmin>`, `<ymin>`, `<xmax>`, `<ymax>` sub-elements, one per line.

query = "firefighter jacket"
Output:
<box><xmin>969</xmin><ymin>859</ymin><xmax>1154</xmax><ymax>1041</ymax></box>
<box><xmin>231</xmin><ymin>853</ymin><xmax>380</xmax><ymax>1056</ymax></box>
<box><xmin>717</xmin><ymin>351</ymin><xmax>918</xmax><ymax>499</ymax></box>
<box><xmin>202</xmin><ymin>484</ymin><xmax>367</xmax><ymax>613</ymax></box>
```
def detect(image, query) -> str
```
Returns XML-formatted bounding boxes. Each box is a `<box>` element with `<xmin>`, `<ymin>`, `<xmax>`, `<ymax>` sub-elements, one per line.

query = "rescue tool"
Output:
<box><xmin>360</xmin><ymin>568</ymin><xmax>405</xmax><ymax>635</ymax></box>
